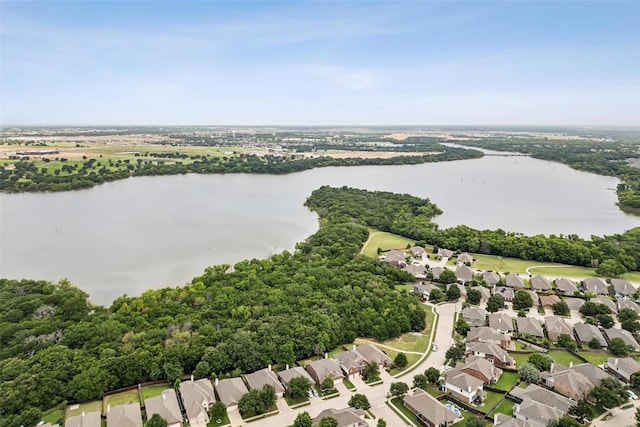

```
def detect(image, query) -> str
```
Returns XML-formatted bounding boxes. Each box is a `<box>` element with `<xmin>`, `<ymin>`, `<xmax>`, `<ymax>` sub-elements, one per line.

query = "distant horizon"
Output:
<box><xmin>2</xmin><ymin>1</ymin><xmax>639</xmax><ymax>126</ymax></box>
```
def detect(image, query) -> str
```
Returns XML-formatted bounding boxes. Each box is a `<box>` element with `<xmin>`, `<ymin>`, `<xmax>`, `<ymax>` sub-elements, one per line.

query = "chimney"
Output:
<box><xmin>286</xmin><ymin>364</ymin><xmax>289</xmax><ymax>370</ymax></box>
<box><xmin>215</xmin><ymin>378</ymin><xmax>219</xmax><ymax>386</ymax></box>
<box><xmin>324</xmin><ymin>352</ymin><xmax>328</xmax><ymax>359</ymax></box>
<box><xmin>268</xmin><ymin>364</ymin><xmax>272</xmax><ymax>371</ymax></box>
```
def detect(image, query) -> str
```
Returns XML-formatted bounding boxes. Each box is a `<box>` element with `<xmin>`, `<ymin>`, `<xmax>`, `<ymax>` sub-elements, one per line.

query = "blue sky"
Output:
<box><xmin>1</xmin><ymin>1</ymin><xmax>639</xmax><ymax>126</ymax></box>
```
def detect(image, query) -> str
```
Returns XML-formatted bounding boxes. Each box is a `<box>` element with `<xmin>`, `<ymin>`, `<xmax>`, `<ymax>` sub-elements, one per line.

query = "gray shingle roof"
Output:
<box><xmin>106</xmin><ymin>403</ymin><xmax>142</xmax><ymax>427</ymax></box>
<box><xmin>605</xmin><ymin>328</ymin><xmax>640</xmax><ymax>351</ymax></box>
<box><xmin>144</xmin><ymin>389</ymin><xmax>182</xmax><ymax>425</ymax></box>
<box><xmin>215</xmin><ymin>377</ymin><xmax>248</xmax><ymax>407</ymax></box>
<box><xmin>244</xmin><ymin>368</ymin><xmax>285</xmax><ymax>393</ymax></box>
<box><xmin>505</xmin><ymin>273</ymin><xmax>525</xmax><ymax>289</ymax></box>
<box><xmin>403</xmin><ymin>389</ymin><xmax>459</xmax><ymax>425</ymax></box>
<box><xmin>530</xmin><ymin>275</ymin><xmax>551</xmax><ymax>290</ymax></box>
<box><xmin>277</xmin><ymin>366</ymin><xmax>314</xmax><ymax>386</ymax></box>
<box><xmin>179</xmin><ymin>379</ymin><xmax>216</xmax><ymax>421</ymax></box>
<box><xmin>65</xmin><ymin>411</ymin><xmax>101</xmax><ymax>427</ymax></box>
<box><xmin>555</xmin><ymin>278</ymin><xmax>578</xmax><ymax>294</ymax></box>
<box><xmin>516</xmin><ymin>317</ymin><xmax>543</xmax><ymax>337</ymax></box>
<box><xmin>574</xmin><ymin>323</ymin><xmax>607</xmax><ymax>347</ymax></box>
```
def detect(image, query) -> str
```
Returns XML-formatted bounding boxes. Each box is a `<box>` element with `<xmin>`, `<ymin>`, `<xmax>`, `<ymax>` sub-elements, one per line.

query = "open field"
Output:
<box><xmin>140</xmin><ymin>384</ymin><xmax>170</xmax><ymax>401</ymax></box>
<box><xmin>66</xmin><ymin>401</ymin><xmax>102</xmax><ymax>419</ymax></box>
<box><xmin>362</xmin><ymin>229</ymin><xmax>416</xmax><ymax>257</ymax></box>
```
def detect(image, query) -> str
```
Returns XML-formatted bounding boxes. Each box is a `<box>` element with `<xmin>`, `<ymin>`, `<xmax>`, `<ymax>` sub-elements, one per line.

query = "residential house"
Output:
<box><xmin>468</xmin><ymin>326</ymin><xmax>511</xmax><ymax>349</ymax></box>
<box><xmin>414</xmin><ymin>283</ymin><xmax>440</xmax><ymax>299</ymax></box>
<box><xmin>612</xmin><ymin>279</ymin><xmax>636</xmax><ymax>298</ymax></box>
<box><xmin>455</xmin><ymin>265</ymin><xmax>474</xmax><ymax>284</ymax></box>
<box><xmin>541</xmin><ymin>364</ymin><xmax>597</xmax><ymax>401</ymax></box>
<box><xmin>516</xmin><ymin>318</ymin><xmax>544</xmax><ymax>338</ymax></box>
<box><xmin>471</xmin><ymin>285</ymin><xmax>491</xmax><ymax>303</ymax></box>
<box><xmin>305</xmin><ymin>358</ymin><xmax>344</xmax><ymax>385</ymax></box>
<box><xmin>618</xmin><ymin>299</ymin><xmax>640</xmax><ymax>315</ymax></box>
<box><xmin>447</xmin><ymin>283</ymin><xmax>468</xmax><ymax>297</ymax></box>
<box><xmin>494</xmin><ymin>286</ymin><xmax>515</xmax><ymax>302</ymax></box>
<box><xmin>410</xmin><ymin>246</ymin><xmax>426</xmax><ymax>259</ymax></box>
<box><xmin>583</xmin><ymin>278</ymin><xmax>608</xmax><ymax>295</ymax></box>
<box><xmin>457</xmin><ymin>252</ymin><xmax>475</xmax><ymax>265</ymax></box>
<box><xmin>530</xmin><ymin>275</ymin><xmax>551</xmax><ymax>291</ymax></box>
<box><xmin>335</xmin><ymin>350</ymin><xmax>368</xmax><ymax>378</ymax></box>
<box><xmin>493</xmin><ymin>413</ymin><xmax>534</xmax><ymax>427</ymax></box>
<box><xmin>555</xmin><ymin>278</ymin><xmax>578</xmax><ymax>296</ymax></box>
<box><xmin>592</xmin><ymin>297</ymin><xmax>618</xmax><ymax>314</ymax></box>
<box><xmin>604</xmin><ymin>328</ymin><xmax>640</xmax><ymax>351</ymax></box>
<box><xmin>539</xmin><ymin>294</ymin><xmax>561</xmax><ymax>309</ymax></box>
<box><xmin>431</xmin><ymin>266</ymin><xmax>447</xmax><ymax>281</ymax></box>
<box><xmin>436</xmin><ymin>248</ymin><xmax>454</xmax><ymax>260</ymax></box>
<box><xmin>403</xmin><ymin>389</ymin><xmax>460</xmax><ymax>427</ymax></box>
<box><xmin>384</xmin><ymin>250</ymin><xmax>406</xmax><ymax>268</ymax></box>
<box><xmin>355</xmin><ymin>344</ymin><xmax>393</xmax><ymax>367</ymax></box>
<box><xmin>545</xmin><ymin>316</ymin><xmax>573</xmax><ymax>342</ymax></box>
<box><xmin>605</xmin><ymin>357</ymin><xmax>640</xmax><ymax>383</ymax></box>
<box><xmin>145</xmin><ymin>389</ymin><xmax>182</xmax><ymax>427</ymax></box>
<box><xmin>462</xmin><ymin>307</ymin><xmax>488</xmax><ymax>327</ymax></box>
<box><xmin>489</xmin><ymin>313</ymin><xmax>514</xmax><ymax>334</ymax></box>
<box><xmin>245</xmin><ymin>368</ymin><xmax>285</xmax><ymax>397</ymax></box>
<box><xmin>523</xmin><ymin>289</ymin><xmax>539</xmax><ymax>307</ymax></box>
<box><xmin>481</xmin><ymin>271</ymin><xmax>502</xmax><ymax>287</ymax></box>
<box><xmin>563</xmin><ymin>298</ymin><xmax>585</xmax><ymax>311</ymax></box>
<box><xmin>312</xmin><ymin>408</ymin><xmax>367</xmax><ymax>427</ymax></box>
<box><xmin>574</xmin><ymin>323</ymin><xmax>607</xmax><ymax>348</ymax></box>
<box><xmin>465</xmin><ymin>342</ymin><xmax>516</xmax><ymax>368</ymax></box>
<box><xmin>510</xmin><ymin>384</ymin><xmax>574</xmax><ymax>427</ymax></box>
<box><xmin>402</xmin><ymin>264</ymin><xmax>427</xmax><ymax>279</ymax></box>
<box><xmin>106</xmin><ymin>403</ymin><xmax>143</xmax><ymax>427</ymax></box>
<box><xmin>456</xmin><ymin>356</ymin><xmax>503</xmax><ymax>384</ymax></box>
<box><xmin>179</xmin><ymin>378</ymin><xmax>216</xmax><ymax>425</ymax></box>
<box><xmin>505</xmin><ymin>273</ymin><xmax>525</xmax><ymax>289</ymax></box>
<box><xmin>277</xmin><ymin>366</ymin><xmax>315</xmax><ymax>392</ymax></box>
<box><xmin>444</xmin><ymin>369</ymin><xmax>485</xmax><ymax>404</ymax></box>
<box><xmin>571</xmin><ymin>363</ymin><xmax>614</xmax><ymax>385</ymax></box>
<box><xmin>215</xmin><ymin>377</ymin><xmax>248</xmax><ymax>409</ymax></box>
<box><xmin>65</xmin><ymin>412</ymin><xmax>101</xmax><ymax>427</ymax></box>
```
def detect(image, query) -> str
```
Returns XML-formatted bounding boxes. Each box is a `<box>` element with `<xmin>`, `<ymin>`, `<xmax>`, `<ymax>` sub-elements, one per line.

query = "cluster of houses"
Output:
<box><xmin>49</xmin><ymin>344</ymin><xmax>391</xmax><ymax>427</ymax></box>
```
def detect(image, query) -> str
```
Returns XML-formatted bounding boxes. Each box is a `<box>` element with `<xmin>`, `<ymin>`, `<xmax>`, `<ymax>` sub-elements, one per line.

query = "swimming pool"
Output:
<box><xmin>445</xmin><ymin>403</ymin><xmax>462</xmax><ymax>417</ymax></box>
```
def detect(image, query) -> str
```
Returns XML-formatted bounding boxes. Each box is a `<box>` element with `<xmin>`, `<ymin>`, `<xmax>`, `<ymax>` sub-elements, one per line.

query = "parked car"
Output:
<box><xmin>628</xmin><ymin>390</ymin><xmax>637</xmax><ymax>400</ymax></box>
<box><xmin>432</xmin><ymin>344</ymin><xmax>437</xmax><ymax>351</ymax></box>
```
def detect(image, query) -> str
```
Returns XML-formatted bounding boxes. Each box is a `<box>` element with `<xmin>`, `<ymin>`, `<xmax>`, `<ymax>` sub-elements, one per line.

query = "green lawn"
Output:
<box><xmin>41</xmin><ymin>407</ymin><xmax>64</xmax><ymax>425</ymax></box>
<box><xmin>66</xmin><ymin>401</ymin><xmax>102</xmax><ymax>419</ymax></box>
<box><xmin>343</xmin><ymin>378</ymin><xmax>356</xmax><ymax>390</ymax></box>
<box><xmin>547</xmin><ymin>350</ymin><xmax>585</xmax><ymax>367</ymax></box>
<box><xmin>509</xmin><ymin>352</ymin><xmax>531</xmax><ymax>368</ymax></box>
<box><xmin>103</xmin><ymin>390</ymin><xmax>139</xmax><ymax>412</ymax></box>
<box><xmin>489</xmin><ymin>399</ymin><xmax>515</xmax><ymax>417</ymax></box>
<box><xmin>477</xmin><ymin>390</ymin><xmax>506</xmax><ymax>413</ymax></box>
<box><xmin>578</xmin><ymin>351</ymin><xmax>611</xmax><ymax>366</ymax></box>
<box><xmin>390</xmin><ymin>397</ymin><xmax>422</xmax><ymax>426</ymax></box>
<box><xmin>424</xmin><ymin>383</ymin><xmax>442</xmax><ymax>397</ymax></box>
<box><xmin>284</xmin><ymin>394</ymin><xmax>309</xmax><ymax>406</ymax></box>
<box><xmin>140</xmin><ymin>384</ymin><xmax>170</xmax><ymax>401</ymax></box>
<box><xmin>362</xmin><ymin>229</ymin><xmax>416</xmax><ymax>257</ymax></box>
<box><xmin>494</xmin><ymin>372</ymin><xmax>520</xmax><ymax>391</ymax></box>
<box><xmin>451</xmin><ymin>407</ymin><xmax>488</xmax><ymax>427</ymax></box>
<box><xmin>515</xmin><ymin>341</ymin><xmax>535</xmax><ymax>351</ymax></box>
<box><xmin>207</xmin><ymin>413</ymin><xmax>230</xmax><ymax>426</ymax></box>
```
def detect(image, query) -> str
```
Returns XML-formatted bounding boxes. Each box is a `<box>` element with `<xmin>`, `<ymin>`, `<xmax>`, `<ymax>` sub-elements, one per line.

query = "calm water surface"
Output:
<box><xmin>2</xmin><ymin>155</ymin><xmax>638</xmax><ymax>304</ymax></box>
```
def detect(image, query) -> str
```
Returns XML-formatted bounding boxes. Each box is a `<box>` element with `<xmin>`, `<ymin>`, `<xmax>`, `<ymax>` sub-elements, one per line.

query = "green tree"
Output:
<box><xmin>210</xmin><ymin>401</ymin><xmax>227</xmax><ymax>420</ymax></box>
<box><xmin>635</xmin><ymin>407</ymin><xmax>640</xmax><ymax>427</ymax></box>
<box><xmin>513</xmin><ymin>290</ymin><xmax>533</xmax><ymax>310</ymax></box>
<box><xmin>557</xmin><ymin>334</ymin><xmax>578</xmax><ymax>350</ymax></box>
<box><xmin>413</xmin><ymin>374</ymin><xmax>427</xmax><ymax>389</ymax></box>
<box><xmin>145</xmin><ymin>414</ymin><xmax>168</xmax><ymax>427</ymax></box>
<box><xmin>591</xmin><ymin>377</ymin><xmax>628</xmax><ymax>409</ymax></box>
<box><xmin>318</xmin><ymin>417</ymin><xmax>338</xmax><ymax>427</ymax></box>
<box><xmin>467</xmin><ymin>289</ymin><xmax>482</xmax><ymax>305</ymax></box>
<box><xmin>446</xmin><ymin>284</ymin><xmax>461</xmax><ymax>301</ymax></box>
<box><xmin>321</xmin><ymin>376</ymin><xmax>334</xmax><ymax>390</ymax></box>
<box><xmin>348</xmin><ymin>393</ymin><xmax>371</xmax><ymax>410</ymax></box>
<box><xmin>455</xmin><ymin>317</ymin><xmax>470</xmax><ymax>336</ymax></box>
<box><xmin>596</xmin><ymin>259</ymin><xmax>627</xmax><ymax>277</ymax></box>
<box><xmin>445</xmin><ymin>344</ymin><xmax>465</xmax><ymax>362</ymax></box>
<box><xmin>527</xmin><ymin>353</ymin><xmax>554</xmax><ymax>372</ymax></box>
<box><xmin>362</xmin><ymin>362</ymin><xmax>380</xmax><ymax>382</ymax></box>
<box><xmin>597</xmin><ymin>314</ymin><xmax>615</xmax><ymax>329</ymax></box>
<box><xmin>377</xmin><ymin>419</ymin><xmax>387</xmax><ymax>427</ymax></box>
<box><xmin>389</xmin><ymin>382</ymin><xmax>409</xmax><ymax>398</ymax></box>
<box><xmin>429</xmin><ymin>287</ymin><xmax>445</xmax><ymax>303</ymax></box>
<box><xmin>425</xmin><ymin>367</ymin><xmax>441</xmax><ymax>384</ymax></box>
<box><xmin>518</xmin><ymin>363</ymin><xmax>541</xmax><ymax>383</ymax></box>
<box><xmin>193</xmin><ymin>360</ymin><xmax>210</xmax><ymax>379</ymax></box>
<box><xmin>552</xmin><ymin>301</ymin><xmax>570</xmax><ymax>316</ymax></box>
<box><xmin>289</xmin><ymin>376</ymin><xmax>312</xmax><ymax>399</ymax></box>
<box><xmin>631</xmin><ymin>372</ymin><xmax>640</xmax><ymax>389</ymax></box>
<box><xmin>569</xmin><ymin>399</ymin><xmax>594</xmax><ymax>422</ymax></box>
<box><xmin>394</xmin><ymin>353</ymin><xmax>408</xmax><ymax>369</ymax></box>
<box><xmin>293</xmin><ymin>412</ymin><xmax>313</xmax><ymax>427</ymax></box>
<box><xmin>486</xmin><ymin>294</ymin><xmax>505</xmax><ymax>313</ymax></box>
<box><xmin>589</xmin><ymin>337</ymin><xmax>603</xmax><ymax>349</ymax></box>
<box><xmin>439</xmin><ymin>269</ymin><xmax>457</xmax><ymax>284</ymax></box>
<box><xmin>609</xmin><ymin>337</ymin><xmax>632</xmax><ymax>356</ymax></box>
<box><xmin>548</xmin><ymin>417</ymin><xmax>582</xmax><ymax>427</ymax></box>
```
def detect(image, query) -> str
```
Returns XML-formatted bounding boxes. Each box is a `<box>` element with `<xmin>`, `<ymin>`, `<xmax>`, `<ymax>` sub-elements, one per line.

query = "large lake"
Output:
<box><xmin>2</xmin><ymin>154</ymin><xmax>639</xmax><ymax>305</ymax></box>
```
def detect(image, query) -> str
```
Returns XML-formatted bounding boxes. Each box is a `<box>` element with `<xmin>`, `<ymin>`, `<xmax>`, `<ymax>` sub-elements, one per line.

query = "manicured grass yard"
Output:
<box><xmin>578</xmin><ymin>351</ymin><xmax>611</xmax><ymax>366</ymax></box>
<box><xmin>489</xmin><ymin>399</ymin><xmax>515</xmax><ymax>417</ymax></box>
<box><xmin>390</xmin><ymin>397</ymin><xmax>422</xmax><ymax>426</ymax></box>
<box><xmin>140</xmin><ymin>384</ymin><xmax>170</xmax><ymax>401</ymax></box>
<box><xmin>509</xmin><ymin>352</ymin><xmax>532</xmax><ymax>368</ymax></box>
<box><xmin>515</xmin><ymin>341</ymin><xmax>535</xmax><ymax>351</ymax></box>
<box><xmin>494</xmin><ymin>371</ymin><xmax>520</xmax><ymax>391</ymax></box>
<box><xmin>424</xmin><ymin>383</ymin><xmax>442</xmax><ymax>397</ymax></box>
<box><xmin>66</xmin><ymin>401</ymin><xmax>102</xmax><ymax>419</ymax></box>
<box><xmin>547</xmin><ymin>350</ymin><xmax>585</xmax><ymax>367</ymax></box>
<box><xmin>284</xmin><ymin>394</ymin><xmax>309</xmax><ymax>406</ymax></box>
<box><xmin>362</xmin><ymin>229</ymin><xmax>416</xmax><ymax>257</ymax></box>
<box><xmin>41</xmin><ymin>407</ymin><xmax>64</xmax><ymax>425</ymax></box>
<box><xmin>451</xmin><ymin>407</ymin><xmax>489</xmax><ymax>427</ymax></box>
<box><xmin>103</xmin><ymin>390</ymin><xmax>139</xmax><ymax>413</ymax></box>
<box><xmin>343</xmin><ymin>378</ymin><xmax>356</xmax><ymax>390</ymax></box>
<box><xmin>477</xmin><ymin>390</ymin><xmax>506</xmax><ymax>413</ymax></box>
<box><xmin>207</xmin><ymin>413</ymin><xmax>230</xmax><ymax>426</ymax></box>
